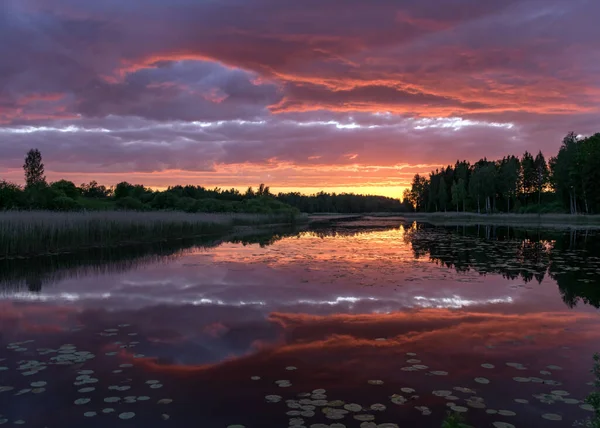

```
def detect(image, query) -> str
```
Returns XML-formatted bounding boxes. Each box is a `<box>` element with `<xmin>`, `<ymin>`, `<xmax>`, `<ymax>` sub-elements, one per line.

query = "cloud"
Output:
<box><xmin>0</xmin><ymin>0</ymin><xmax>598</xmax><ymax>192</ymax></box>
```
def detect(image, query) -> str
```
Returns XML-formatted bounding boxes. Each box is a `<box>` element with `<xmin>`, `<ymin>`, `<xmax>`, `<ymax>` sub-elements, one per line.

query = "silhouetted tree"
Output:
<box><xmin>438</xmin><ymin>175</ymin><xmax>448</xmax><ymax>212</ymax></box>
<box><xmin>521</xmin><ymin>151</ymin><xmax>536</xmax><ymax>204</ymax></box>
<box><xmin>23</xmin><ymin>149</ymin><xmax>46</xmax><ymax>188</ymax></box>
<box><xmin>498</xmin><ymin>156</ymin><xmax>520</xmax><ymax>212</ymax></box>
<box><xmin>79</xmin><ymin>181</ymin><xmax>111</xmax><ymax>198</ymax></box>
<box><xmin>50</xmin><ymin>180</ymin><xmax>79</xmax><ymax>199</ymax></box>
<box><xmin>534</xmin><ymin>151</ymin><xmax>549</xmax><ymax>205</ymax></box>
<box><xmin>451</xmin><ymin>178</ymin><xmax>467</xmax><ymax>212</ymax></box>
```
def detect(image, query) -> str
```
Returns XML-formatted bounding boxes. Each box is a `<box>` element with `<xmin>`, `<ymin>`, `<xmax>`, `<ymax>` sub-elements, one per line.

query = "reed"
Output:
<box><xmin>0</xmin><ymin>211</ymin><xmax>303</xmax><ymax>258</ymax></box>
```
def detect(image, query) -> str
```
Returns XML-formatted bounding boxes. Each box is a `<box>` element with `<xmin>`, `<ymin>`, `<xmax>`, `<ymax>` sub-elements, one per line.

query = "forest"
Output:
<box><xmin>0</xmin><ymin>150</ymin><xmax>403</xmax><ymax>214</ymax></box>
<box><xmin>403</xmin><ymin>132</ymin><xmax>600</xmax><ymax>214</ymax></box>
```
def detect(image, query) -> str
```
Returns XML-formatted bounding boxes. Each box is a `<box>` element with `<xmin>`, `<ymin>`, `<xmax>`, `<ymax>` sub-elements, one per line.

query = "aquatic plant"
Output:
<box><xmin>585</xmin><ymin>353</ymin><xmax>600</xmax><ymax>428</ymax></box>
<box><xmin>441</xmin><ymin>411</ymin><xmax>473</xmax><ymax>428</ymax></box>
<box><xmin>0</xmin><ymin>211</ymin><xmax>306</xmax><ymax>258</ymax></box>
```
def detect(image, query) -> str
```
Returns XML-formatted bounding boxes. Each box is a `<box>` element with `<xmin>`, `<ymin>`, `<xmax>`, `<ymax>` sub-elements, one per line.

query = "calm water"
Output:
<box><xmin>1</xmin><ymin>220</ymin><xmax>599</xmax><ymax>427</ymax></box>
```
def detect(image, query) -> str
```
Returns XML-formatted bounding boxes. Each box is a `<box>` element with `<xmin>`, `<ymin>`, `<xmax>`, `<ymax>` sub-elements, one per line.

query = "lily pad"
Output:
<box><xmin>30</xmin><ymin>381</ymin><xmax>46</xmax><ymax>388</ymax></box>
<box><xmin>119</xmin><ymin>412</ymin><xmax>136</xmax><ymax>420</ymax></box>
<box><xmin>541</xmin><ymin>413</ymin><xmax>562</xmax><ymax>421</ymax></box>
<box><xmin>354</xmin><ymin>414</ymin><xmax>375</xmax><ymax>421</ymax></box>
<box><xmin>370</xmin><ymin>404</ymin><xmax>386</xmax><ymax>411</ymax></box>
<box><xmin>265</xmin><ymin>395</ymin><xmax>282</xmax><ymax>403</ymax></box>
<box><xmin>343</xmin><ymin>403</ymin><xmax>362</xmax><ymax>412</ymax></box>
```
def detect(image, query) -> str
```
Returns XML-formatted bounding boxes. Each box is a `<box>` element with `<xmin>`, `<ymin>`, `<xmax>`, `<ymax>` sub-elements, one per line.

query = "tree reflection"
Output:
<box><xmin>404</xmin><ymin>224</ymin><xmax>600</xmax><ymax>308</ymax></box>
<box><xmin>0</xmin><ymin>227</ymin><xmax>303</xmax><ymax>292</ymax></box>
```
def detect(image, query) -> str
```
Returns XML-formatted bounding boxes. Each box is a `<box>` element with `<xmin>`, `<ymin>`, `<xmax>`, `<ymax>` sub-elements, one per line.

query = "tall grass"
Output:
<box><xmin>0</xmin><ymin>211</ymin><xmax>305</xmax><ymax>258</ymax></box>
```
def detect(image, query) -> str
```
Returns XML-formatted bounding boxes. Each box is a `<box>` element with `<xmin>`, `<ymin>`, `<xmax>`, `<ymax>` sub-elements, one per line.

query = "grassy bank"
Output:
<box><xmin>0</xmin><ymin>211</ymin><xmax>307</xmax><ymax>258</ymax></box>
<box><xmin>401</xmin><ymin>212</ymin><xmax>600</xmax><ymax>228</ymax></box>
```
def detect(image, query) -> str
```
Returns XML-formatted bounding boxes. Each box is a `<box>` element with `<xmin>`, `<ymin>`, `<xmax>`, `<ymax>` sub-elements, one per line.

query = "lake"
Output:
<box><xmin>1</xmin><ymin>218</ymin><xmax>599</xmax><ymax>428</ymax></box>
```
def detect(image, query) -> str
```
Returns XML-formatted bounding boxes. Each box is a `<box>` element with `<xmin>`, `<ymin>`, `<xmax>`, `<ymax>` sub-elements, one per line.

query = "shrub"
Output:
<box><xmin>51</xmin><ymin>196</ymin><xmax>82</xmax><ymax>211</ymax></box>
<box><xmin>175</xmin><ymin>197</ymin><xmax>197</xmax><ymax>213</ymax></box>
<box><xmin>78</xmin><ymin>198</ymin><xmax>116</xmax><ymax>211</ymax></box>
<box><xmin>23</xmin><ymin>185</ymin><xmax>65</xmax><ymax>209</ymax></box>
<box><xmin>50</xmin><ymin>180</ymin><xmax>80</xmax><ymax>199</ymax></box>
<box><xmin>149</xmin><ymin>192</ymin><xmax>180</xmax><ymax>209</ymax></box>
<box><xmin>0</xmin><ymin>181</ymin><xmax>24</xmax><ymax>209</ymax></box>
<box><xmin>116</xmin><ymin>196</ymin><xmax>146</xmax><ymax>211</ymax></box>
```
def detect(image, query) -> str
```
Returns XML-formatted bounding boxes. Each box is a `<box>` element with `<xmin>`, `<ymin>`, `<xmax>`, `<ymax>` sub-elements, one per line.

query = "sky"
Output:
<box><xmin>1</xmin><ymin>0</ymin><xmax>599</xmax><ymax>198</ymax></box>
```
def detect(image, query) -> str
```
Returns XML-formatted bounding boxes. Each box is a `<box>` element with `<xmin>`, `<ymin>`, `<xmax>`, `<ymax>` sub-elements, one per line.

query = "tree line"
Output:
<box><xmin>0</xmin><ymin>149</ymin><xmax>404</xmax><ymax>214</ymax></box>
<box><xmin>403</xmin><ymin>132</ymin><xmax>600</xmax><ymax>214</ymax></box>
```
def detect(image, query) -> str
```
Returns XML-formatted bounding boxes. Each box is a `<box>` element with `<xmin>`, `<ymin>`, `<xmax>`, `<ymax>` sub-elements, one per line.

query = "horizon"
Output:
<box><xmin>1</xmin><ymin>1</ymin><xmax>599</xmax><ymax>199</ymax></box>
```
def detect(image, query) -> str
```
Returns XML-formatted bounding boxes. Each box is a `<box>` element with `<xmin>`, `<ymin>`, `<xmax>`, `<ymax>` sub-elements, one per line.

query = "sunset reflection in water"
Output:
<box><xmin>1</xmin><ymin>223</ymin><xmax>598</xmax><ymax>427</ymax></box>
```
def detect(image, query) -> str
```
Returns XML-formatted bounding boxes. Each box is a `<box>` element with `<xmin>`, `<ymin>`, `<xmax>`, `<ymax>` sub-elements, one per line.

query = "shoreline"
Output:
<box><xmin>307</xmin><ymin>212</ymin><xmax>600</xmax><ymax>229</ymax></box>
<box><xmin>397</xmin><ymin>213</ymin><xmax>600</xmax><ymax>229</ymax></box>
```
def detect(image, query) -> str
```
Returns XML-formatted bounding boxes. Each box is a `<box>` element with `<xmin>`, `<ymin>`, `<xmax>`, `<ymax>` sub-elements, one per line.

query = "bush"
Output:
<box><xmin>78</xmin><ymin>198</ymin><xmax>116</xmax><ymax>211</ymax></box>
<box><xmin>51</xmin><ymin>196</ymin><xmax>82</xmax><ymax>211</ymax></box>
<box><xmin>241</xmin><ymin>197</ymin><xmax>300</xmax><ymax>215</ymax></box>
<box><xmin>192</xmin><ymin>198</ymin><xmax>234</xmax><ymax>213</ymax></box>
<box><xmin>540</xmin><ymin>201</ymin><xmax>567</xmax><ymax>214</ymax></box>
<box><xmin>175</xmin><ymin>197</ymin><xmax>197</xmax><ymax>213</ymax></box>
<box><xmin>0</xmin><ymin>181</ymin><xmax>24</xmax><ymax>209</ymax></box>
<box><xmin>116</xmin><ymin>196</ymin><xmax>147</xmax><ymax>211</ymax></box>
<box><xmin>149</xmin><ymin>192</ymin><xmax>180</xmax><ymax>209</ymax></box>
<box><xmin>50</xmin><ymin>180</ymin><xmax>80</xmax><ymax>199</ymax></box>
<box><xmin>114</xmin><ymin>182</ymin><xmax>135</xmax><ymax>199</ymax></box>
<box><xmin>23</xmin><ymin>185</ymin><xmax>65</xmax><ymax>209</ymax></box>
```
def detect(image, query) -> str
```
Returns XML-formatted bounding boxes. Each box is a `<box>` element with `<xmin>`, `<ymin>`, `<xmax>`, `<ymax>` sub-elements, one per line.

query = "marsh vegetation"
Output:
<box><xmin>0</xmin><ymin>211</ymin><xmax>305</xmax><ymax>258</ymax></box>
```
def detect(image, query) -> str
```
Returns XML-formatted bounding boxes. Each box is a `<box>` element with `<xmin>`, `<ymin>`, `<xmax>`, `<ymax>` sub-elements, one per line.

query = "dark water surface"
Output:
<box><xmin>1</xmin><ymin>220</ymin><xmax>599</xmax><ymax>428</ymax></box>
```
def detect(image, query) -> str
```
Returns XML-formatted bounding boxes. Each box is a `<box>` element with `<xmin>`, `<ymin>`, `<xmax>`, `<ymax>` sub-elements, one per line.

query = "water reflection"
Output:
<box><xmin>405</xmin><ymin>223</ymin><xmax>600</xmax><ymax>308</ymax></box>
<box><xmin>0</xmin><ymin>227</ymin><xmax>304</xmax><ymax>293</ymax></box>
<box><xmin>0</xmin><ymin>220</ymin><xmax>599</xmax><ymax>427</ymax></box>
<box><xmin>0</xmin><ymin>302</ymin><xmax>597</xmax><ymax>427</ymax></box>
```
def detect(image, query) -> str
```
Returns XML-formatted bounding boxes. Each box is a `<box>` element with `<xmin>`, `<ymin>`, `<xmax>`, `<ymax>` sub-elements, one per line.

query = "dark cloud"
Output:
<box><xmin>0</xmin><ymin>0</ymin><xmax>598</xmax><ymax>190</ymax></box>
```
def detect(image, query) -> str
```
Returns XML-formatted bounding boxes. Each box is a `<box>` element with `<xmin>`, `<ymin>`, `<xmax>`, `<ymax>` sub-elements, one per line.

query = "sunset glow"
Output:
<box><xmin>1</xmin><ymin>0</ymin><xmax>599</xmax><ymax>197</ymax></box>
